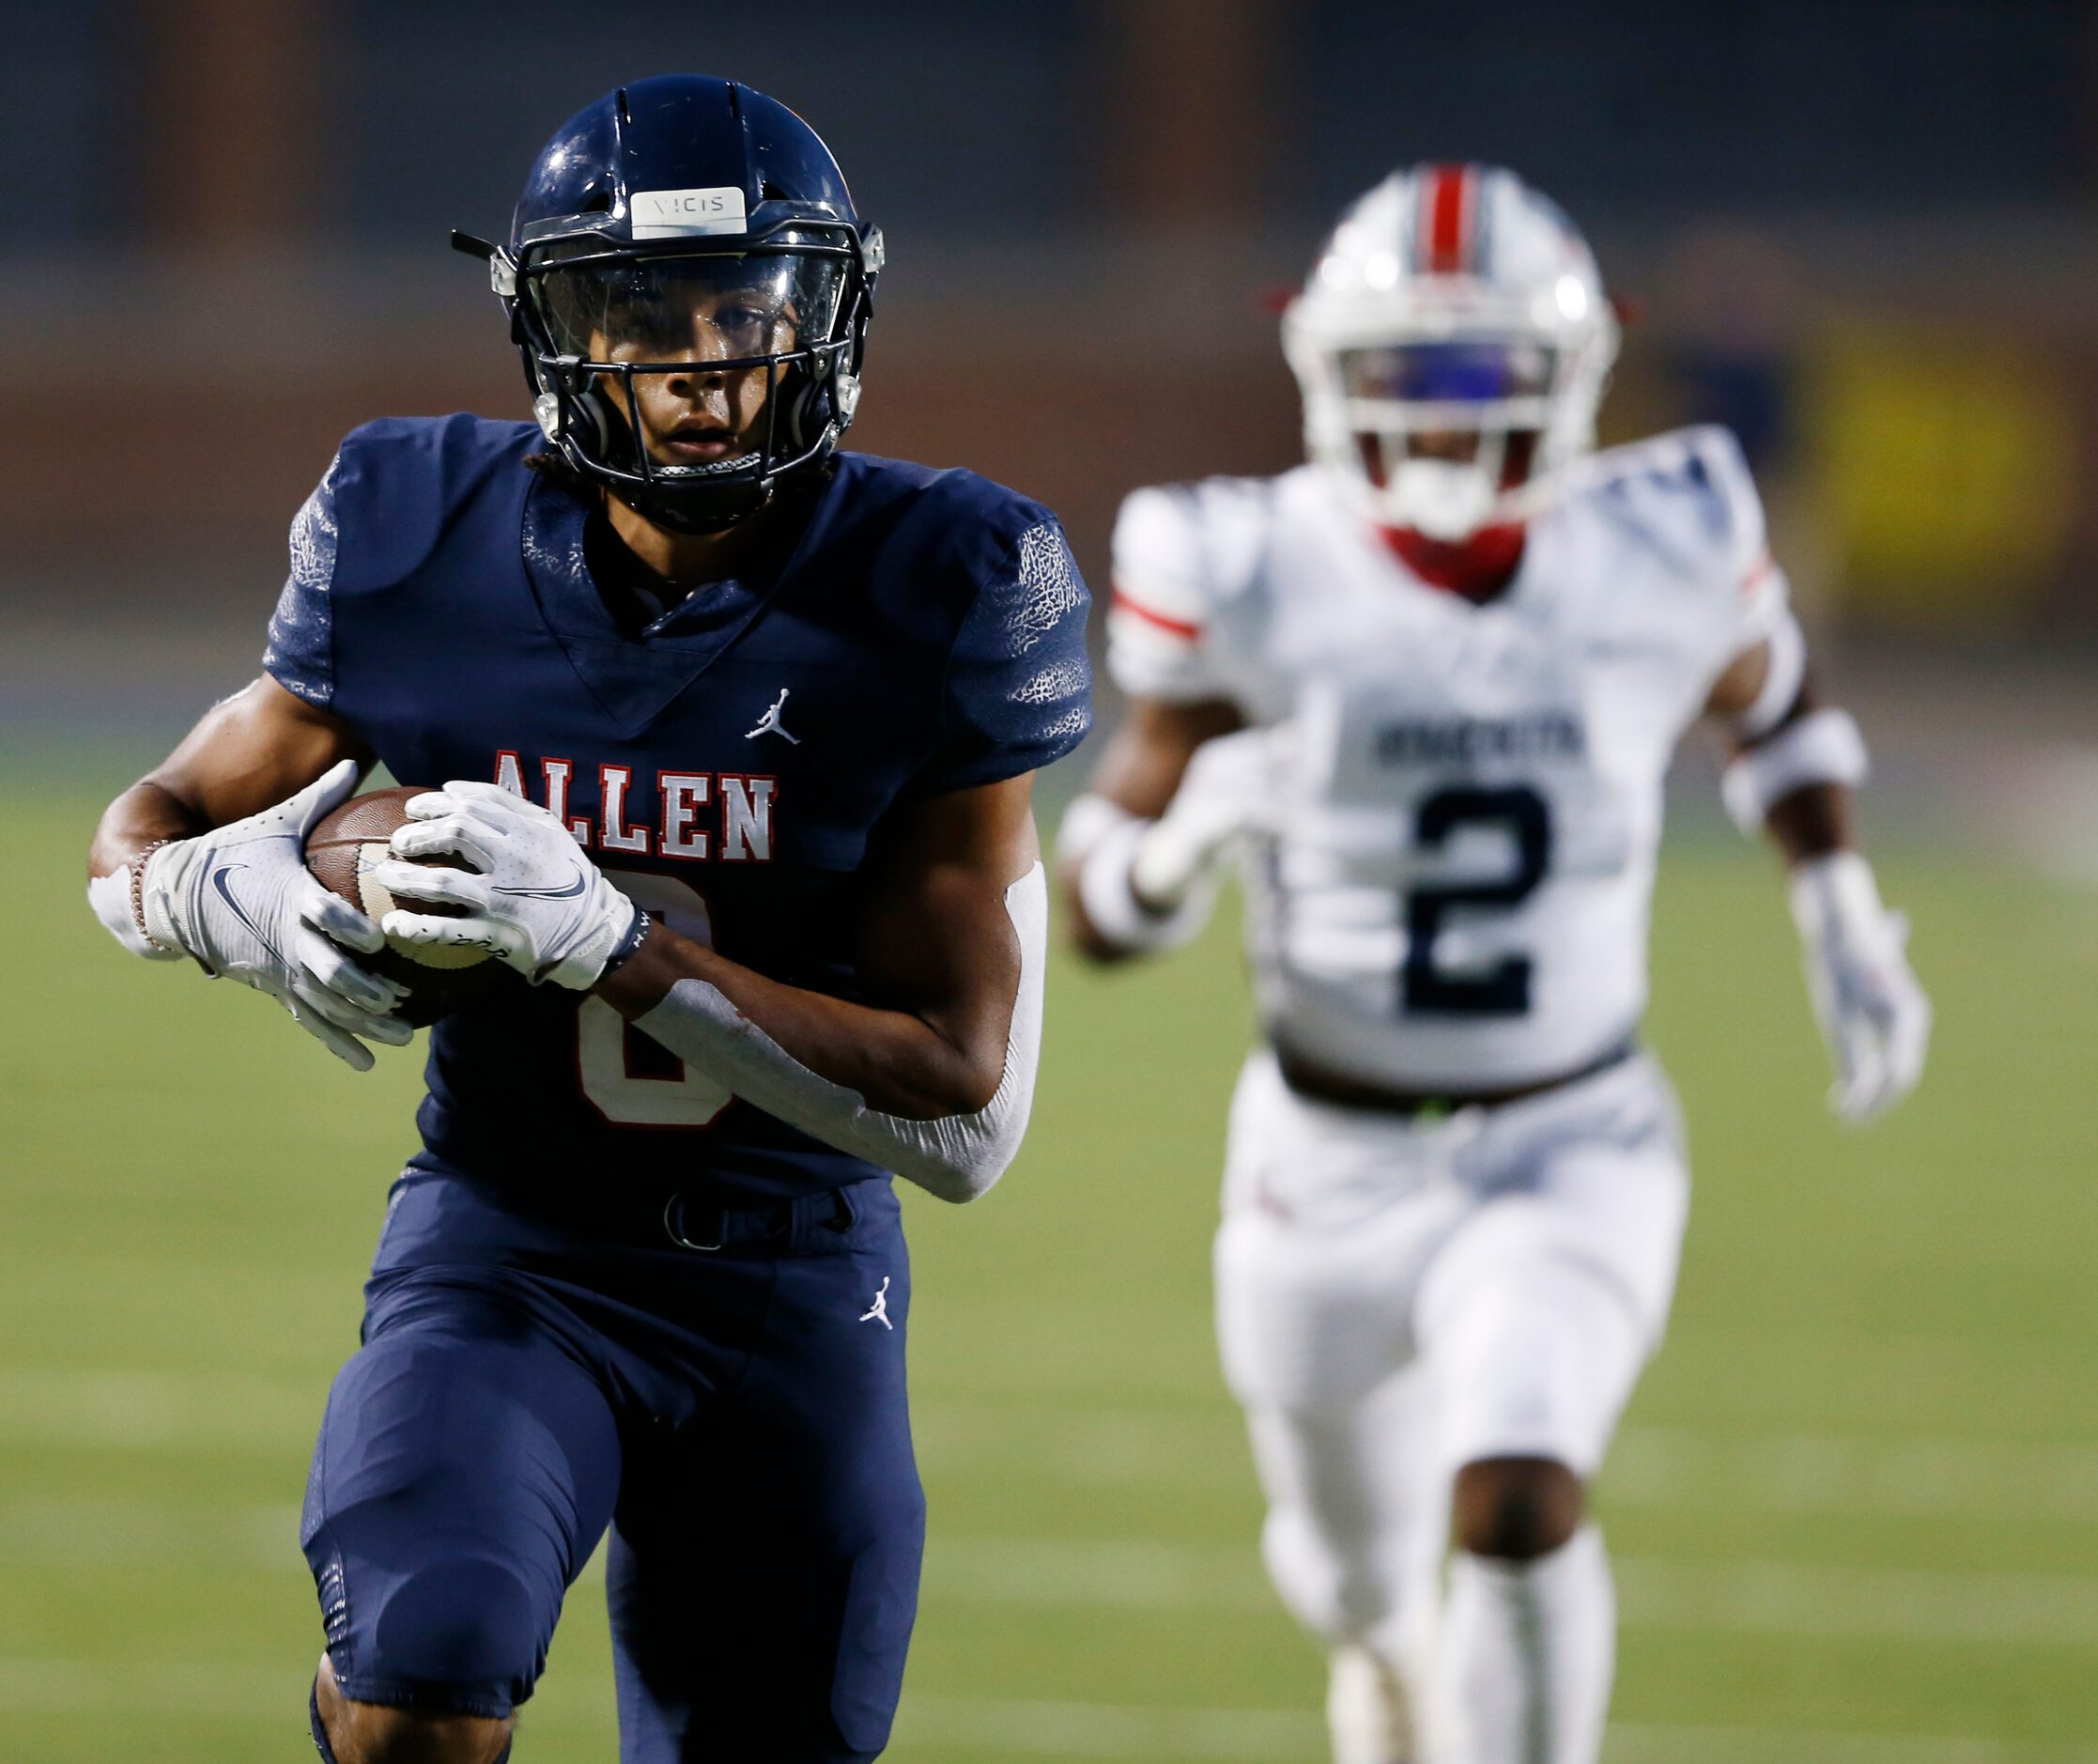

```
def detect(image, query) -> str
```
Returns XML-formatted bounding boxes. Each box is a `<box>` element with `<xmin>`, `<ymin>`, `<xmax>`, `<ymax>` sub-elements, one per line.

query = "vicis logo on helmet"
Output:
<box><xmin>630</xmin><ymin>186</ymin><xmax>748</xmax><ymax>239</ymax></box>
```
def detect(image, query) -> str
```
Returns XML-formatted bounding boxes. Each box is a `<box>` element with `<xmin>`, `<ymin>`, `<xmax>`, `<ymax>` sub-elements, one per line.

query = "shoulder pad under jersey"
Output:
<box><xmin>1107</xmin><ymin>472</ymin><xmax>1280</xmax><ymax>703</ymax></box>
<box><xmin>844</xmin><ymin>456</ymin><xmax>1094</xmax><ymax>792</ymax></box>
<box><xmin>262</xmin><ymin>415</ymin><xmax>535</xmax><ymax>708</ymax></box>
<box><xmin>329</xmin><ymin>415</ymin><xmax>539</xmax><ymax>593</ymax></box>
<box><xmin>1569</xmin><ymin>426</ymin><xmax>1787</xmax><ymax>652</ymax></box>
<box><xmin>1575</xmin><ymin>426</ymin><xmax>1773</xmax><ymax>594</ymax></box>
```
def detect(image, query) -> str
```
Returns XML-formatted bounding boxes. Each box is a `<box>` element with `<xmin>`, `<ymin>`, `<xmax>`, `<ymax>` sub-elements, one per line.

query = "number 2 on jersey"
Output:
<box><xmin>1400</xmin><ymin>785</ymin><xmax>1551</xmax><ymax>1017</ymax></box>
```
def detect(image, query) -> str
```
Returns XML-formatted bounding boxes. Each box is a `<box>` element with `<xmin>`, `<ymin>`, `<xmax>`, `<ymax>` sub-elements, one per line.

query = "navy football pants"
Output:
<box><xmin>301</xmin><ymin>1168</ymin><xmax>923</xmax><ymax>1762</ymax></box>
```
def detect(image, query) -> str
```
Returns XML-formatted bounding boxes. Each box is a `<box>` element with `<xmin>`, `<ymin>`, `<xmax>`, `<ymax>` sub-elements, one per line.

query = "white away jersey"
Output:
<box><xmin>1108</xmin><ymin>427</ymin><xmax>1785</xmax><ymax>1089</ymax></box>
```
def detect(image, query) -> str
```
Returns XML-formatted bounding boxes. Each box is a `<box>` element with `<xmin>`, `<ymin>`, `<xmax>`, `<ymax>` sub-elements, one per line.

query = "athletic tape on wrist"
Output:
<box><xmin>1721</xmin><ymin>707</ymin><xmax>1868</xmax><ymax>833</ymax></box>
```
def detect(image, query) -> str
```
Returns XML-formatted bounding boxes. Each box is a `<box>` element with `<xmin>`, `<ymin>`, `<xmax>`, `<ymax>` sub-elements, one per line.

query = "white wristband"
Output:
<box><xmin>1075</xmin><ymin>817</ymin><xmax>1216</xmax><ymax>954</ymax></box>
<box><xmin>1721</xmin><ymin>707</ymin><xmax>1868</xmax><ymax>833</ymax></box>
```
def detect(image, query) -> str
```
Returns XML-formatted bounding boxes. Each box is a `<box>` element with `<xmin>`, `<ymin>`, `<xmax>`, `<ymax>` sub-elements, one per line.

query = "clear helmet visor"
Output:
<box><xmin>1336</xmin><ymin>339</ymin><xmax>1559</xmax><ymax>410</ymax></box>
<box><xmin>521</xmin><ymin>242</ymin><xmax>856</xmax><ymax>495</ymax></box>
<box><xmin>529</xmin><ymin>246</ymin><xmax>850</xmax><ymax>368</ymax></box>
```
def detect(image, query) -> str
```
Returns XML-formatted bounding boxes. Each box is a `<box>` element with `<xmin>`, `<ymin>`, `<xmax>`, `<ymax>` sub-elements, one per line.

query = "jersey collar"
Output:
<box><xmin>518</xmin><ymin>471</ymin><xmax>841</xmax><ymax>735</ymax></box>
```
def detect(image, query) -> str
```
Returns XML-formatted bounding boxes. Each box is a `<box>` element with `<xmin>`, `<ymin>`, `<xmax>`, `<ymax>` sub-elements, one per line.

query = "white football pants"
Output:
<box><xmin>1213</xmin><ymin>1047</ymin><xmax>1689</xmax><ymax>1763</ymax></box>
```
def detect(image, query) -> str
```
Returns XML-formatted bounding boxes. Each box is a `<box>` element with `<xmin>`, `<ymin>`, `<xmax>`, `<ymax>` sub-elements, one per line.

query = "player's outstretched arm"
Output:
<box><xmin>1056</xmin><ymin>696</ymin><xmax>1255</xmax><ymax>965</ymax></box>
<box><xmin>1705</xmin><ymin>639</ymin><xmax>1930</xmax><ymax>1122</ymax></box>
<box><xmin>373</xmin><ymin>773</ymin><xmax>1048</xmax><ymax>1201</ymax></box>
<box><xmin>85</xmin><ymin>677</ymin><xmax>410</xmax><ymax>1070</ymax></box>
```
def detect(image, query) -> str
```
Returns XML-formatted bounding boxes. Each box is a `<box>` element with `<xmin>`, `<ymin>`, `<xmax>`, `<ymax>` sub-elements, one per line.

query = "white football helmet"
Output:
<box><xmin>1282</xmin><ymin>163</ymin><xmax>1618</xmax><ymax>540</ymax></box>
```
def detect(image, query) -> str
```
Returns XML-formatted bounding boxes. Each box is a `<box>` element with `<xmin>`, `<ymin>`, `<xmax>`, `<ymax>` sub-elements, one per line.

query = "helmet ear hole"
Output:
<box><xmin>771</xmin><ymin>362</ymin><xmax>826</xmax><ymax>455</ymax></box>
<box><xmin>530</xmin><ymin>379</ymin><xmax>615</xmax><ymax>456</ymax></box>
<box><xmin>572</xmin><ymin>387</ymin><xmax>614</xmax><ymax>453</ymax></box>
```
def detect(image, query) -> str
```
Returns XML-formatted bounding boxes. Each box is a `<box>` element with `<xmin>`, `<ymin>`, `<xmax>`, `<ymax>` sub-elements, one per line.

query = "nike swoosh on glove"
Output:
<box><xmin>1789</xmin><ymin>851</ymin><xmax>1932</xmax><ymax>1123</ymax></box>
<box><xmin>139</xmin><ymin>758</ymin><xmax>412</xmax><ymax>1071</ymax></box>
<box><xmin>375</xmin><ymin>781</ymin><xmax>637</xmax><ymax>990</ymax></box>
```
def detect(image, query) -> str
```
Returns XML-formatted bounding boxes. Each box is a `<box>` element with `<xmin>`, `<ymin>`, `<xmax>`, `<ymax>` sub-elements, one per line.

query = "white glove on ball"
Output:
<box><xmin>1789</xmin><ymin>851</ymin><xmax>1931</xmax><ymax>1123</ymax></box>
<box><xmin>136</xmin><ymin>758</ymin><xmax>411</xmax><ymax>1070</ymax></box>
<box><xmin>375</xmin><ymin>781</ymin><xmax>638</xmax><ymax>990</ymax></box>
<box><xmin>1130</xmin><ymin>725</ymin><xmax>1285</xmax><ymax>909</ymax></box>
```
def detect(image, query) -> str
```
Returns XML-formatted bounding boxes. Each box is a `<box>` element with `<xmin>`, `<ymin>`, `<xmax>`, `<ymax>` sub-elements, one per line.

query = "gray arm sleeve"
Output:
<box><xmin>633</xmin><ymin>864</ymin><xmax>1048</xmax><ymax>1204</ymax></box>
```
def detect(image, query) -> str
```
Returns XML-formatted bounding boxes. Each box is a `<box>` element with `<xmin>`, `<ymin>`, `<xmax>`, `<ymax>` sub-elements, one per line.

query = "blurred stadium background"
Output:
<box><xmin>4</xmin><ymin>2</ymin><xmax>2097</xmax><ymax>1758</ymax></box>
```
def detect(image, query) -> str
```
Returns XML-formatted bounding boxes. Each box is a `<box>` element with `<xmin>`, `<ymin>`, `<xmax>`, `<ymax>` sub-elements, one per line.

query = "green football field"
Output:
<box><xmin>5</xmin><ymin>775</ymin><xmax>2097</xmax><ymax>1761</ymax></box>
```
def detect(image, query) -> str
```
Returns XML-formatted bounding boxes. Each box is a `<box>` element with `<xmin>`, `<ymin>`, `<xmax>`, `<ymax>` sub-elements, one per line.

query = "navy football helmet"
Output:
<box><xmin>456</xmin><ymin>75</ymin><xmax>882</xmax><ymax>532</ymax></box>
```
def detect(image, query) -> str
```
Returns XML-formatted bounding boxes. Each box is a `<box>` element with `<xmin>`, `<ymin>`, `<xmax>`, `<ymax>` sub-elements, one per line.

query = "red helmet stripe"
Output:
<box><xmin>1110</xmin><ymin>583</ymin><xmax>1202</xmax><ymax>642</ymax></box>
<box><xmin>1423</xmin><ymin>164</ymin><xmax>1473</xmax><ymax>274</ymax></box>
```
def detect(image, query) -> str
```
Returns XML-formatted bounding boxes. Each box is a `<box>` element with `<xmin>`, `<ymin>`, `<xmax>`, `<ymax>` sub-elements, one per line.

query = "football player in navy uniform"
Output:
<box><xmin>86</xmin><ymin>76</ymin><xmax>1091</xmax><ymax>1764</ymax></box>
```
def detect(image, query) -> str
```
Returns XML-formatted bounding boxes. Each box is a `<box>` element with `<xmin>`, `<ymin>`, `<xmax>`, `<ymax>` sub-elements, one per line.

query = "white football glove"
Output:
<box><xmin>374</xmin><ymin>781</ymin><xmax>638</xmax><ymax>990</ymax></box>
<box><xmin>1789</xmin><ymin>852</ymin><xmax>1931</xmax><ymax>1123</ymax></box>
<box><xmin>136</xmin><ymin>758</ymin><xmax>412</xmax><ymax>1071</ymax></box>
<box><xmin>1130</xmin><ymin>725</ymin><xmax>1285</xmax><ymax>909</ymax></box>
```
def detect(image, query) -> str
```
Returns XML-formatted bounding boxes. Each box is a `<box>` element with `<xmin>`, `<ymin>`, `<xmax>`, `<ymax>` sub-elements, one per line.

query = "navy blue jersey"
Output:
<box><xmin>265</xmin><ymin>415</ymin><xmax>1091</xmax><ymax>1203</ymax></box>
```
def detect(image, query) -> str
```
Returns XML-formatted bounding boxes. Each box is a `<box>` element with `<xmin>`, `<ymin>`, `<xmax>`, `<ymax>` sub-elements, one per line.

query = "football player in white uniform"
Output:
<box><xmin>1058</xmin><ymin>164</ymin><xmax>1929</xmax><ymax>1764</ymax></box>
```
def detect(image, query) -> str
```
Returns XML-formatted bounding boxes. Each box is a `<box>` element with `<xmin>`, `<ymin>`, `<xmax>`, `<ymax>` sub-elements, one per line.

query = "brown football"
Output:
<box><xmin>303</xmin><ymin>785</ymin><xmax>517</xmax><ymax>1028</ymax></box>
